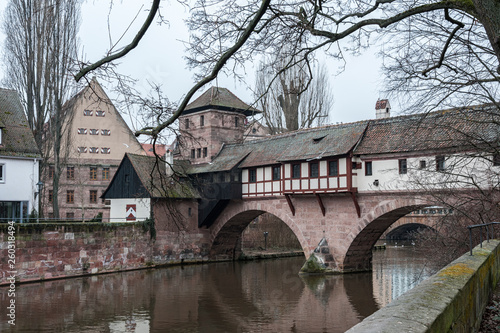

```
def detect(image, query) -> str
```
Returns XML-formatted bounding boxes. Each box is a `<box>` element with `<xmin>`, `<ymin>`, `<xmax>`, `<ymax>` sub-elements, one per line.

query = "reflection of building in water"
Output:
<box><xmin>372</xmin><ymin>247</ymin><xmax>434</xmax><ymax>307</ymax></box>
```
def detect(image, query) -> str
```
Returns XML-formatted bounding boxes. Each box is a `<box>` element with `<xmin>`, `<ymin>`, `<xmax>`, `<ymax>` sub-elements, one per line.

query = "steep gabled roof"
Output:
<box><xmin>0</xmin><ymin>88</ymin><xmax>41</xmax><ymax>158</ymax></box>
<box><xmin>354</xmin><ymin>105</ymin><xmax>500</xmax><ymax>155</ymax></box>
<box><xmin>103</xmin><ymin>153</ymin><xmax>199</xmax><ymax>199</ymax></box>
<box><xmin>184</xmin><ymin>87</ymin><xmax>260</xmax><ymax>116</ymax></box>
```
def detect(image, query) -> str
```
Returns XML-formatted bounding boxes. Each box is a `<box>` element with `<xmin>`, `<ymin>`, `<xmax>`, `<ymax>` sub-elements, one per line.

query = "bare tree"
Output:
<box><xmin>73</xmin><ymin>0</ymin><xmax>500</xmax><ymax>142</ymax></box>
<box><xmin>255</xmin><ymin>56</ymin><xmax>332</xmax><ymax>134</ymax></box>
<box><xmin>3</xmin><ymin>0</ymin><xmax>81</xmax><ymax>218</ymax></box>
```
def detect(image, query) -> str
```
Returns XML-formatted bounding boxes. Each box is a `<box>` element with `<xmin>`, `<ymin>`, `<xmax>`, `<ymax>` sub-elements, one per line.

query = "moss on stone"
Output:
<box><xmin>300</xmin><ymin>253</ymin><xmax>327</xmax><ymax>274</ymax></box>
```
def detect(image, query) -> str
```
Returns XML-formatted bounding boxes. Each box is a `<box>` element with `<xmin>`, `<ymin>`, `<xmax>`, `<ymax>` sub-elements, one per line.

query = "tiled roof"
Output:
<box><xmin>187</xmin><ymin>121</ymin><xmax>368</xmax><ymax>174</ymax></box>
<box><xmin>184</xmin><ymin>87</ymin><xmax>260</xmax><ymax>116</ymax></box>
<box><xmin>375</xmin><ymin>99</ymin><xmax>389</xmax><ymax>110</ymax></box>
<box><xmin>0</xmin><ymin>88</ymin><xmax>41</xmax><ymax>158</ymax></box>
<box><xmin>127</xmin><ymin>153</ymin><xmax>199</xmax><ymax>198</ymax></box>
<box><xmin>141</xmin><ymin>143</ymin><xmax>167</xmax><ymax>157</ymax></box>
<box><xmin>355</xmin><ymin>105</ymin><xmax>500</xmax><ymax>155</ymax></box>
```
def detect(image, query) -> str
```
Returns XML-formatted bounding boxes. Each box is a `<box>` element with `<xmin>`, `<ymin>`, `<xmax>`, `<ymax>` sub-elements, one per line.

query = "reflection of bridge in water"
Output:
<box><xmin>3</xmin><ymin>251</ymin><xmax>433</xmax><ymax>333</ymax></box>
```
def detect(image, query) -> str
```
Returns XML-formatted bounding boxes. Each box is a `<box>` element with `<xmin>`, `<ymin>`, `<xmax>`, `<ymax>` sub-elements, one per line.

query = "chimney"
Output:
<box><xmin>165</xmin><ymin>149</ymin><xmax>174</xmax><ymax>176</ymax></box>
<box><xmin>375</xmin><ymin>99</ymin><xmax>391</xmax><ymax>119</ymax></box>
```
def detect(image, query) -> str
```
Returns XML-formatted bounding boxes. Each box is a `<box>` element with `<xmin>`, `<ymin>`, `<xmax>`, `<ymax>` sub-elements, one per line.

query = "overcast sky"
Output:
<box><xmin>0</xmin><ymin>1</ymin><xmax>387</xmax><ymax>131</ymax></box>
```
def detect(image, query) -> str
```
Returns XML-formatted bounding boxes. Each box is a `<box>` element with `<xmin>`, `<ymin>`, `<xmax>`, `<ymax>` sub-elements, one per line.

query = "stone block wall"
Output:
<box><xmin>0</xmin><ymin>221</ymin><xmax>211</xmax><ymax>285</ymax></box>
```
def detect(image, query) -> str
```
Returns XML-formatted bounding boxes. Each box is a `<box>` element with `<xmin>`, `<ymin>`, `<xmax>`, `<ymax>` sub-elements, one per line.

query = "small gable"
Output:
<box><xmin>102</xmin><ymin>155</ymin><xmax>149</xmax><ymax>199</ymax></box>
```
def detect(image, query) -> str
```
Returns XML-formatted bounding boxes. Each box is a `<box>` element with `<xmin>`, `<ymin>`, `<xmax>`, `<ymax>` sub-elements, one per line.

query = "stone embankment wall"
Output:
<box><xmin>347</xmin><ymin>240</ymin><xmax>500</xmax><ymax>333</ymax></box>
<box><xmin>0</xmin><ymin>222</ymin><xmax>211</xmax><ymax>285</ymax></box>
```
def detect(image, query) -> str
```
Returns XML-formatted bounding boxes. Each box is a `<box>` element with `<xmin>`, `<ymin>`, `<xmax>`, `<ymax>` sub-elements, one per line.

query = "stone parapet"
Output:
<box><xmin>346</xmin><ymin>240</ymin><xmax>500</xmax><ymax>333</ymax></box>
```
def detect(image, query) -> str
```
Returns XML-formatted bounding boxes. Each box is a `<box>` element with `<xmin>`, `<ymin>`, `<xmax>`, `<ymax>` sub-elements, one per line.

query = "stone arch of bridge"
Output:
<box><xmin>384</xmin><ymin>222</ymin><xmax>437</xmax><ymax>240</ymax></box>
<box><xmin>341</xmin><ymin>198</ymin><xmax>433</xmax><ymax>272</ymax></box>
<box><xmin>209</xmin><ymin>199</ymin><xmax>308</xmax><ymax>261</ymax></box>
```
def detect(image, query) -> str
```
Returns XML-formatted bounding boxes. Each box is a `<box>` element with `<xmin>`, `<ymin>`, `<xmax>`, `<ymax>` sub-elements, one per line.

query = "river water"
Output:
<box><xmin>1</xmin><ymin>244</ymin><xmax>437</xmax><ymax>333</ymax></box>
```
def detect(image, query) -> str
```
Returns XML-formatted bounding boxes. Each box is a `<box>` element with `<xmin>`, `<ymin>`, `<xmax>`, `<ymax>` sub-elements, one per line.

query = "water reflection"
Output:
<box><xmin>0</xmin><ymin>246</ymin><xmax>435</xmax><ymax>333</ymax></box>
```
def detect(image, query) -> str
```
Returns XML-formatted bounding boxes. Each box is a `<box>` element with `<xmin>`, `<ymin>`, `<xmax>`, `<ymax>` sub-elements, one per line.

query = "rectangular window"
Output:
<box><xmin>203</xmin><ymin>147</ymin><xmax>207</xmax><ymax>158</ymax></box>
<box><xmin>328</xmin><ymin>160</ymin><xmax>338</xmax><ymax>176</ymax></box>
<box><xmin>101</xmin><ymin>147</ymin><xmax>110</xmax><ymax>154</ymax></box>
<box><xmin>235</xmin><ymin>116</ymin><xmax>239</xmax><ymax>127</ymax></box>
<box><xmin>78</xmin><ymin>147</ymin><xmax>87</xmax><ymax>153</ymax></box>
<box><xmin>436</xmin><ymin>156</ymin><xmax>445</xmax><ymax>171</ymax></box>
<box><xmin>292</xmin><ymin>164</ymin><xmax>301</xmax><ymax>179</ymax></box>
<box><xmin>48</xmin><ymin>190</ymin><xmax>53</xmax><ymax>203</ymax></box>
<box><xmin>197</xmin><ymin>148</ymin><xmax>201</xmax><ymax>158</ymax></box>
<box><xmin>66</xmin><ymin>190</ymin><xmax>74</xmax><ymax>203</ymax></box>
<box><xmin>310</xmin><ymin>162</ymin><xmax>319</xmax><ymax>178</ymax></box>
<box><xmin>96</xmin><ymin>110</ymin><xmax>105</xmax><ymax>117</ymax></box>
<box><xmin>191</xmin><ymin>149</ymin><xmax>195</xmax><ymax>159</ymax></box>
<box><xmin>89</xmin><ymin>129</ymin><xmax>99</xmax><ymax>135</ymax></box>
<box><xmin>66</xmin><ymin>212</ymin><xmax>74</xmax><ymax>219</ymax></box>
<box><xmin>102</xmin><ymin>167</ymin><xmax>110</xmax><ymax>180</ymax></box>
<box><xmin>185</xmin><ymin>118</ymin><xmax>190</xmax><ymax>129</ymax></box>
<box><xmin>272</xmin><ymin>166</ymin><xmax>281</xmax><ymax>180</ymax></box>
<box><xmin>83</xmin><ymin>109</ymin><xmax>92</xmax><ymax>116</ymax></box>
<box><xmin>90</xmin><ymin>167</ymin><xmax>97</xmax><ymax>180</ymax></box>
<box><xmin>200</xmin><ymin>115</ymin><xmax>205</xmax><ymax>127</ymax></box>
<box><xmin>419</xmin><ymin>160</ymin><xmax>427</xmax><ymax>169</ymax></box>
<box><xmin>249</xmin><ymin>169</ymin><xmax>256</xmax><ymax>183</ymax></box>
<box><xmin>0</xmin><ymin>164</ymin><xmax>4</xmax><ymax>182</ymax></box>
<box><xmin>101</xmin><ymin>129</ymin><xmax>111</xmax><ymax>136</ymax></box>
<box><xmin>89</xmin><ymin>190</ymin><xmax>97</xmax><ymax>204</ymax></box>
<box><xmin>399</xmin><ymin>159</ymin><xmax>407</xmax><ymax>174</ymax></box>
<box><xmin>89</xmin><ymin>147</ymin><xmax>99</xmax><ymax>154</ymax></box>
<box><xmin>0</xmin><ymin>128</ymin><xmax>2</xmax><ymax>145</ymax></box>
<box><xmin>48</xmin><ymin>165</ymin><xmax>55</xmax><ymax>179</ymax></box>
<box><xmin>493</xmin><ymin>153</ymin><xmax>500</xmax><ymax>166</ymax></box>
<box><xmin>67</xmin><ymin>166</ymin><xmax>75</xmax><ymax>180</ymax></box>
<box><xmin>77</xmin><ymin>128</ymin><xmax>87</xmax><ymax>135</ymax></box>
<box><xmin>365</xmin><ymin>161</ymin><xmax>372</xmax><ymax>176</ymax></box>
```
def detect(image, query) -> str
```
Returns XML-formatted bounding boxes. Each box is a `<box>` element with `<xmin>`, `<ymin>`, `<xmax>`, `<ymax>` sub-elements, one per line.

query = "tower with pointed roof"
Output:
<box><xmin>178</xmin><ymin>87</ymin><xmax>259</xmax><ymax>164</ymax></box>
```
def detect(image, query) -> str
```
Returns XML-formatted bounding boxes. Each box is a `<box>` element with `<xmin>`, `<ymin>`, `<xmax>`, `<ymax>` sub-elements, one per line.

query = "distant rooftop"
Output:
<box><xmin>184</xmin><ymin>87</ymin><xmax>260</xmax><ymax>116</ymax></box>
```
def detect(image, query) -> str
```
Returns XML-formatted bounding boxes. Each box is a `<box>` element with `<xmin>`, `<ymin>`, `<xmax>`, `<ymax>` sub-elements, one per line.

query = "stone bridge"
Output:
<box><xmin>207</xmin><ymin>192</ymin><xmax>434</xmax><ymax>273</ymax></box>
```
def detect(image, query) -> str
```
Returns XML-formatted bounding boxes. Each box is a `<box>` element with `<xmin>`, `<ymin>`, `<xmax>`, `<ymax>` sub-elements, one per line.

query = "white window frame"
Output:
<box><xmin>0</xmin><ymin>163</ymin><xmax>4</xmax><ymax>183</ymax></box>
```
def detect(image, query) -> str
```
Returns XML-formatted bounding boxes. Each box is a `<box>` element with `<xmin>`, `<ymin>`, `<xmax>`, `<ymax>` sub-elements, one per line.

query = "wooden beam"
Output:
<box><xmin>350</xmin><ymin>192</ymin><xmax>361</xmax><ymax>218</ymax></box>
<box><xmin>285</xmin><ymin>194</ymin><xmax>295</xmax><ymax>216</ymax></box>
<box><xmin>315</xmin><ymin>193</ymin><xmax>326</xmax><ymax>216</ymax></box>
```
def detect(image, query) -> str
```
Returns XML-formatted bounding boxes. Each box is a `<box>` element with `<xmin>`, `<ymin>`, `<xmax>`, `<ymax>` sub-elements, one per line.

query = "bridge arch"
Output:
<box><xmin>342</xmin><ymin>197</ymin><xmax>432</xmax><ymax>272</ymax></box>
<box><xmin>209</xmin><ymin>199</ymin><xmax>309</xmax><ymax>260</ymax></box>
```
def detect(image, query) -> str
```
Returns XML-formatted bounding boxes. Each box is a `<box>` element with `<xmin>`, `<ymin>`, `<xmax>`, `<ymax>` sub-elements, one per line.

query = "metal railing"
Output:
<box><xmin>467</xmin><ymin>222</ymin><xmax>500</xmax><ymax>255</ymax></box>
<box><xmin>0</xmin><ymin>217</ymin><xmax>148</xmax><ymax>224</ymax></box>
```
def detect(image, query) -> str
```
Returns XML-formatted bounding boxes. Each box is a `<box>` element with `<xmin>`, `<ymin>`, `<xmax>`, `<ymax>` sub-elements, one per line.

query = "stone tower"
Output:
<box><xmin>178</xmin><ymin>87</ymin><xmax>259</xmax><ymax>164</ymax></box>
